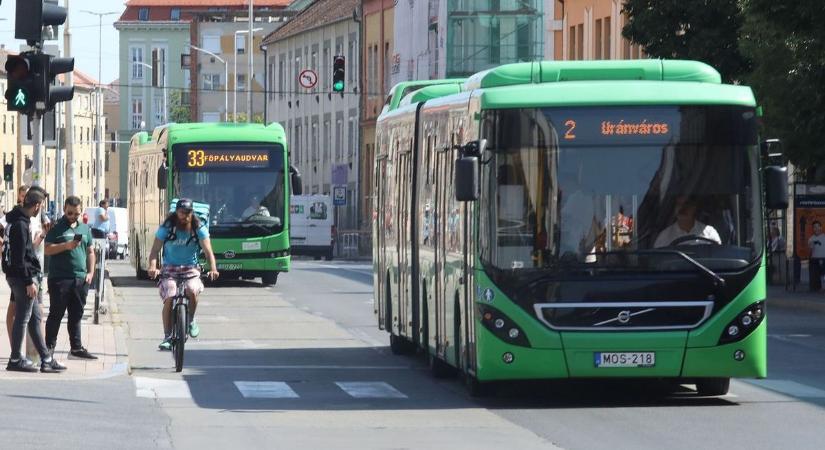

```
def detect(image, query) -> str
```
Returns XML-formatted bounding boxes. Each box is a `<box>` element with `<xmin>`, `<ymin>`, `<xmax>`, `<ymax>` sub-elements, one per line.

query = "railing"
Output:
<box><xmin>335</xmin><ymin>230</ymin><xmax>372</xmax><ymax>259</ymax></box>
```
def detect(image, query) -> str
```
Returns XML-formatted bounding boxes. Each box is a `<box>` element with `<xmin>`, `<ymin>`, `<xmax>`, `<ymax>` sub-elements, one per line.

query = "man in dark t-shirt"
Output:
<box><xmin>43</xmin><ymin>196</ymin><xmax>97</xmax><ymax>359</ymax></box>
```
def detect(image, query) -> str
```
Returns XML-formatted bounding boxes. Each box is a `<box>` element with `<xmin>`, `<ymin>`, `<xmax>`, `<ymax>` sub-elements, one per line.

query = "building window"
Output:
<box><xmin>384</xmin><ymin>42</ymin><xmax>390</xmax><ymax>94</ymax></box>
<box><xmin>336</xmin><ymin>119</ymin><xmax>343</xmax><ymax>161</ymax></box>
<box><xmin>202</xmin><ymin>112</ymin><xmax>221</xmax><ymax>123</ymax></box>
<box><xmin>604</xmin><ymin>17</ymin><xmax>612</xmax><ymax>59</ymax></box>
<box><xmin>237</xmin><ymin>74</ymin><xmax>246</xmax><ymax>91</ymax></box>
<box><xmin>202</xmin><ymin>35</ymin><xmax>220</xmax><ymax>54</ymax></box>
<box><xmin>236</xmin><ymin>34</ymin><xmax>246</xmax><ymax>55</ymax></box>
<box><xmin>154</xmin><ymin>97</ymin><xmax>164</xmax><ymax>126</ymax></box>
<box><xmin>170</xmin><ymin>8</ymin><xmax>181</xmax><ymax>21</ymax></box>
<box><xmin>278</xmin><ymin>57</ymin><xmax>285</xmax><ymax>99</ymax></box>
<box><xmin>138</xmin><ymin>8</ymin><xmax>149</xmax><ymax>21</ymax></box>
<box><xmin>131</xmin><ymin>98</ymin><xmax>143</xmax><ymax>130</ymax></box>
<box><xmin>595</xmin><ymin>19</ymin><xmax>603</xmax><ymax>59</ymax></box>
<box><xmin>202</xmin><ymin>73</ymin><xmax>220</xmax><ymax>90</ymax></box>
<box><xmin>347</xmin><ymin>41</ymin><xmax>353</xmax><ymax>84</ymax></box>
<box><xmin>131</xmin><ymin>47</ymin><xmax>144</xmax><ymax>80</ymax></box>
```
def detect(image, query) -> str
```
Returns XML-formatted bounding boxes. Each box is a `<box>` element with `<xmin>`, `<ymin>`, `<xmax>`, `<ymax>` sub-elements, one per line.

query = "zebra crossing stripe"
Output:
<box><xmin>134</xmin><ymin>377</ymin><xmax>192</xmax><ymax>399</ymax></box>
<box><xmin>335</xmin><ymin>381</ymin><xmax>408</xmax><ymax>399</ymax></box>
<box><xmin>234</xmin><ymin>381</ymin><xmax>299</xmax><ymax>399</ymax></box>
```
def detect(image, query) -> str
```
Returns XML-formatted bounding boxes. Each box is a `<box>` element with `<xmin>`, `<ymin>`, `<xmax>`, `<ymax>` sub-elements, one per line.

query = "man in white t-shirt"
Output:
<box><xmin>807</xmin><ymin>221</ymin><xmax>825</xmax><ymax>291</ymax></box>
<box><xmin>654</xmin><ymin>196</ymin><xmax>721</xmax><ymax>248</ymax></box>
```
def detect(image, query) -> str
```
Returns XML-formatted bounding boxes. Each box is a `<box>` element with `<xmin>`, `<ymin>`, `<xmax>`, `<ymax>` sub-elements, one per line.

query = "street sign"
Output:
<box><xmin>298</xmin><ymin>69</ymin><xmax>318</xmax><ymax>89</ymax></box>
<box><xmin>333</xmin><ymin>186</ymin><xmax>346</xmax><ymax>206</ymax></box>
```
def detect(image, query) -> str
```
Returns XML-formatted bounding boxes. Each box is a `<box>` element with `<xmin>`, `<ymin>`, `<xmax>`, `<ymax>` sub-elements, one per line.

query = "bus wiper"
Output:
<box><xmin>599</xmin><ymin>250</ymin><xmax>726</xmax><ymax>288</ymax></box>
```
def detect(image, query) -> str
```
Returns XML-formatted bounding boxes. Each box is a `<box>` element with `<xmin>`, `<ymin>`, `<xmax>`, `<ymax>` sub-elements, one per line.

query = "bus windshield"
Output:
<box><xmin>479</xmin><ymin>106</ymin><xmax>763</xmax><ymax>275</ymax></box>
<box><xmin>172</xmin><ymin>143</ymin><xmax>286</xmax><ymax>238</ymax></box>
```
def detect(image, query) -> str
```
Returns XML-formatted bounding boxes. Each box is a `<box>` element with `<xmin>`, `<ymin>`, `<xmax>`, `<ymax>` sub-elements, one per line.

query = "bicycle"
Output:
<box><xmin>166</xmin><ymin>272</ymin><xmax>203</xmax><ymax>372</ymax></box>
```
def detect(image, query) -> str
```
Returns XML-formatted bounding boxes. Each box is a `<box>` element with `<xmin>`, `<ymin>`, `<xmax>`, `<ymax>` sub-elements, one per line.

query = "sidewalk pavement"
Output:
<box><xmin>769</xmin><ymin>285</ymin><xmax>825</xmax><ymax>314</ymax></box>
<box><xmin>0</xmin><ymin>276</ymin><xmax>129</xmax><ymax>380</ymax></box>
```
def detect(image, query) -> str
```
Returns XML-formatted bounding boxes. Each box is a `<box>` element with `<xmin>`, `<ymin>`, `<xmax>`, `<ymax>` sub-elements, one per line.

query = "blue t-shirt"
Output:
<box><xmin>155</xmin><ymin>224</ymin><xmax>209</xmax><ymax>266</ymax></box>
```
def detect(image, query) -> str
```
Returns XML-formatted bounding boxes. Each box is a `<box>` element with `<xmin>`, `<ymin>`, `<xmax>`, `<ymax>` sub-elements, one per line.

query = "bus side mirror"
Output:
<box><xmin>455</xmin><ymin>156</ymin><xmax>479</xmax><ymax>202</ymax></box>
<box><xmin>157</xmin><ymin>164</ymin><xmax>168</xmax><ymax>190</ymax></box>
<box><xmin>765</xmin><ymin>165</ymin><xmax>788</xmax><ymax>210</ymax></box>
<box><xmin>290</xmin><ymin>165</ymin><xmax>303</xmax><ymax>196</ymax></box>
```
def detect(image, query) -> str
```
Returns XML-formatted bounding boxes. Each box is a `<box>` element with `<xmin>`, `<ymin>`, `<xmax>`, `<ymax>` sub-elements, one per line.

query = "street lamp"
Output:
<box><xmin>80</xmin><ymin>10</ymin><xmax>119</xmax><ymax>204</ymax></box>
<box><xmin>188</xmin><ymin>44</ymin><xmax>229</xmax><ymax>122</ymax></box>
<box><xmin>234</xmin><ymin>27</ymin><xmax>262</xmax><ymax>123</ymax></box>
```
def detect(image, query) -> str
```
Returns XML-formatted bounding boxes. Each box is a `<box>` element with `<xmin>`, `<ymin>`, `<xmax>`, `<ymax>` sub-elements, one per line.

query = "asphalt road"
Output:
<box><xmin>5</xmin><ymin>259</ymin><xmax>824</xmax><ymax>450</ymax></box>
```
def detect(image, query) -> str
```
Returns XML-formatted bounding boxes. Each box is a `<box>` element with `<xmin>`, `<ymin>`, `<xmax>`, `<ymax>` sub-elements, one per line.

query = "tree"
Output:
<box><xmin>169</xmin><ymin>90</ymin><xmax>191</xmax><ymax>124</ymax></box>
<box><xmin>622</xmin><ymin>0</ymin><xmax>749</xmax><ymax>82</ymax></box>
<box><xmin>741</xmin><ymin>0</ymin><xmax>825</xmax><ymax>170</ymax></box>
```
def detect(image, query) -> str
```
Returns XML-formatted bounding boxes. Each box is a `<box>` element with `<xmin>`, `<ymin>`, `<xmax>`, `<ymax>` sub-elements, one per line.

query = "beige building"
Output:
<box><xmin>555</xmin><ymin>0</ymin><xmax>645</xmax><ymax>60</ymax></box>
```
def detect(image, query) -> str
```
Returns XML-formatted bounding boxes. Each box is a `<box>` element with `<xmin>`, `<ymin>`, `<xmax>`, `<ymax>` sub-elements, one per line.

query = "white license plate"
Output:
<box><xmin>594</xmin><ymin>352</ymin><xmax>655</xmax><ymax>368</ymax></box>
<box><xmin>217</xmin><ymin>263</ymin><xmax>242</xmax><ymax>270</ymax></box>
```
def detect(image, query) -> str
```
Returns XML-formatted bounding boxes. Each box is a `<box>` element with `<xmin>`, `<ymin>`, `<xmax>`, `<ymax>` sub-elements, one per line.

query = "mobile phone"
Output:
<box><xmin>73</xmin><ymin>234</ymin><xmax>83</xmax><ymax>242</ymax></box>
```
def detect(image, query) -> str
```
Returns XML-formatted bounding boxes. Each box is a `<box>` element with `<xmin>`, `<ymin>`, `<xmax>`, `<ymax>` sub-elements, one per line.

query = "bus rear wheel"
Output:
<box><xmin>389</xmin><ymin>334</ymin><xmax>415</xmax><ymax>355</ymax></box>
<box><xmin>695</xmin><ymin>378</ymin><xmax>730</xmax><ymax>396</ymax></box>
<box><xmin>262</xmin><ymin>272</ymin><xmax>279</xmax><ymax>286</ymax></box>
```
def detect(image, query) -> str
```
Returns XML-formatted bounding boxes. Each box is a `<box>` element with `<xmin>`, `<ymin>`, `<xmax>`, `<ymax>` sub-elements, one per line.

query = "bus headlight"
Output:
<box><xmin>718</xmin><ymin>301</ymin><xmax>765</xmax><ymax>345</ymax></box>
<box><xmin>477</xmin><ymin>304</ymin><xmax>531</xmax><ymax>348</ymax></box>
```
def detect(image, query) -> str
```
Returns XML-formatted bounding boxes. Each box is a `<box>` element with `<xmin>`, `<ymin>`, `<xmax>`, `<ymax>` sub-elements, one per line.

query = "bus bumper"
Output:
<box><xmin>212</xmin><ymin>255</ymin><xmax>291</xmax><ymax>274</ymax></box>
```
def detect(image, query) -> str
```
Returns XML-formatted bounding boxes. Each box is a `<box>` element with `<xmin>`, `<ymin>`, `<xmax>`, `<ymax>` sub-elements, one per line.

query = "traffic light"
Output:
<box><xmin>44</xmin><ymin>54</ymin><xmax>74</xmax><ymax>109</ymax></box>
<box><xmin>3</xmin><ymin>163</ymin><xmax>13</xmax><ymax>183</ymax></box>
<box><xmin>332</xmin><ymin>56</ymin><xmax>345</xmax><ymax>92</ymax></box>
<box><xmin>15</xmin><ymin>0</ymin><xmax>67</xmax><ymax>44</ymax></box>
<box><xmin>4</xmin><ymin>53</ymin><xmax>38</xmax><ymax>114</ymax></box>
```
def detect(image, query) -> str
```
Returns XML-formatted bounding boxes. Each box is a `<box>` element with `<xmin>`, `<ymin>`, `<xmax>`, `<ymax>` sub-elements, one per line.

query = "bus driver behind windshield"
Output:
<box><xmin>654</xmin><ymin>195</ymin><xmax>721</xmax><ymax>248</ymax></box>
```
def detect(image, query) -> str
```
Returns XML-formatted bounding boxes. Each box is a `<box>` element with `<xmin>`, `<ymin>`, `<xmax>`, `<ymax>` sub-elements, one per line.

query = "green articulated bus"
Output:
<box><xmin>373</xmin><ymin>60</ymin><xmax>789</xmax><ymax>396</ymax></box>
<box><xmin>129</xmin><ymin>122</ymin><xmax>302</xmax><ymax>286</ymax></box>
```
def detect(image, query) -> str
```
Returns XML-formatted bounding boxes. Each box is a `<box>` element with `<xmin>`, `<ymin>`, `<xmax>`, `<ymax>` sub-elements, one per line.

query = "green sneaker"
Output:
<box><xmin>158</xmin><ymin>338</ymin><xmax>172</xmax><ymax>351</ymax></box>
<box><xmin>189</xmin><ymin>320</ymin><xmax>200</xmax><ymax>338</ymax></box>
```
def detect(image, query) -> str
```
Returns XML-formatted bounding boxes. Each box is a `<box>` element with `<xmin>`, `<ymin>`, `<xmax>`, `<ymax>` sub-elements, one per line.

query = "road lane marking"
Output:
<box><xmin>751</xmin><ymin>379</ymin><xmax>825</xmax><ymax>398</ymax></box>
<box><xmin>336</xmin><ymin>381</ymin><xmax>408</xmax><ymax>399</ymax></box>
<box><xmin>234</xmin><ymin>381</ymin><xmax>299</xmax><ymax>399</ymax></box>
<box><xmin>134</xmin><ymin>377</ymin><xmax>192</xmax><ymax>399</ymax></box>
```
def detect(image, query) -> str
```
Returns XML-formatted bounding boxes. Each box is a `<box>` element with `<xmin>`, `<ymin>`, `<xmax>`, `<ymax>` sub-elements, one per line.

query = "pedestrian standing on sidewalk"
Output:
<box><xmin>3</xmin><ymin>185</ymin><xmax>49</xmax><ymax>347</ymax></box>
<box><xmin>809</xmin><ymin>220</ymin><xmax>825</xmax><ymax>291</ymax></box>
<box><xmin>3</xmin><ymin>188</ymin><xmax>66</xmax><ymax>373</ymax></box>
<box><xmin>43</xmin><ymin>196</ymin><xmax>98</xmax><ymax>360</ymax></box>
<box><xmin>91</xmin><ymin>199</ymin><xmax>110</xmax><ymax>239</ymax></box>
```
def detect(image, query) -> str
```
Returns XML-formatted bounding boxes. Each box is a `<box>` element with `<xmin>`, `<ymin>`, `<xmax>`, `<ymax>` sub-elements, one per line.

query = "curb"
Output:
<box><xmin>104</xmin><ymin>278</ymin><xmax>133</xmax><ymax>375</ymax></box>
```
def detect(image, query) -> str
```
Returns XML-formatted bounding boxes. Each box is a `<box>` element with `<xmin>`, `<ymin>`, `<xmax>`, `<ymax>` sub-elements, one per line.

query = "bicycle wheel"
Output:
<box><xmin>174</xmin><ymin>304</ymin><xmax>187</xmax><ymax>372</ymax></box>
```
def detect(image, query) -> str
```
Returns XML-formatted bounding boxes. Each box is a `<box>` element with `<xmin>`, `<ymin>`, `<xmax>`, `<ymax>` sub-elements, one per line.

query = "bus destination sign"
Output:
<box><xmin>547</xmin><ymin>107</ymin><xmax>680</xmax><ymax>146</ymax></box>
<box><xmin>181</xmin><ymin>148</ymin><xmax>271</xmax><ymax>170</ymax></box>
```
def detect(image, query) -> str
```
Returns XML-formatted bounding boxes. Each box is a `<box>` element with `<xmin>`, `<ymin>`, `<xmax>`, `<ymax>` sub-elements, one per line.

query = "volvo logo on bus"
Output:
<box><xmin>224</xmin><ymin>250</ymin><xmax>236</xmax><ymax>259</ymax></box>
<box><xmin>617</xmin><ymin>310</ymin><xmax>632</xmax><ymax>324</ymax></box>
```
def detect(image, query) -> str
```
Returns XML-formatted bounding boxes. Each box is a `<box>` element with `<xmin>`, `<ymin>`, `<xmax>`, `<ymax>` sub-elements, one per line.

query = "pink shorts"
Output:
<box><xmin>158</xmin><ymin>266</ymin><xmax>204</xmax><ymax>301</ymax></box>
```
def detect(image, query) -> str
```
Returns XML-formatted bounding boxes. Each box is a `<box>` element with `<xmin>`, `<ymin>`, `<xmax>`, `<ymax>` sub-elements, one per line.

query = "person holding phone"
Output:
<box><xmin>43</xmin><ymin>196</ymin><xmax>98</xmax><ymax>359</ymax></box>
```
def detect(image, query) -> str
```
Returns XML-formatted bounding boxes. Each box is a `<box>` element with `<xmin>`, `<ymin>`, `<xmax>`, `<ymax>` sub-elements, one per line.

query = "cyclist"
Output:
<box><xmin>147</xmin><ymin>199</ymin><xmax>219</xmax><ymax>350</ymax></box>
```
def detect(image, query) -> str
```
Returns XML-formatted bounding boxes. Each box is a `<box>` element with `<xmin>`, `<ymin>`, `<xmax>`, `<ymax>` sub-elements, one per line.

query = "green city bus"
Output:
<box><xmin>129</xmin><ymin>122</ymin><xmax>302</xmax><ymax>286</ymax></box>
<box><xmin>373</xmin><ymin>60</ymin><xmax>788</xmax><ymax>396</ymax></box>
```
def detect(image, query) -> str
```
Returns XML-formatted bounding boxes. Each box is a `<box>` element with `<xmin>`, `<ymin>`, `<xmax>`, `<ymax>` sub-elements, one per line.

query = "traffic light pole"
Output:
<box><xmin>32</xmin><ymin>114</ymin><xmax>43</xmax><ymax>188</ymax></box>
<box><xmin>64</xmin><ymin>0</ymin><xmax>76</xmax><ymax>197</ymax></box>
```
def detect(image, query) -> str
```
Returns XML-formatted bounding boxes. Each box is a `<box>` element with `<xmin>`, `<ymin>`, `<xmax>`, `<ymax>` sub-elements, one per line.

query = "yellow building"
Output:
<box><xmin>554</xmin><ymin>0</ymin><xmax>645</xmax><ymax>60</ymax></box>
<box><xmin>360</xmin><ymin>0</ymin><xmax>394</xmax><ymax>236</ymax></box>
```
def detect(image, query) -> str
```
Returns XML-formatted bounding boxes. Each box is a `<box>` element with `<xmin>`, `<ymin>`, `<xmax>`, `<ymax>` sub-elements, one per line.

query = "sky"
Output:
<box><xmin>0</xmin><ymin>0</ymin><xmax>123</xmax><ymax>84</ymax></box>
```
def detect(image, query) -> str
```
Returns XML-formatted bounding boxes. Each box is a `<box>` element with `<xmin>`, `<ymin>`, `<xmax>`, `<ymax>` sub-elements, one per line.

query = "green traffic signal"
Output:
<box><xmin>13</xmin><ymin>88</ymin><xmax>28</xmax><ymax>107</ymax></box>
<box><xmin>333</xmin><ymin>80</ymin><xmax>345</xmax><ymax>92</ymax></box>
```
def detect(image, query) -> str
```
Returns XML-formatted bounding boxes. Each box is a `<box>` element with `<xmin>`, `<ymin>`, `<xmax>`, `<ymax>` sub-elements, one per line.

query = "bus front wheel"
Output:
<box><xmin>262</xmin><ymin>272</ymin><xmax>279</xmax><ymax>286</ymax></box>
<box><xmin>696</xmin><ymin>378</ymin><xmax>730</xmax><ymax>396</ymax></box>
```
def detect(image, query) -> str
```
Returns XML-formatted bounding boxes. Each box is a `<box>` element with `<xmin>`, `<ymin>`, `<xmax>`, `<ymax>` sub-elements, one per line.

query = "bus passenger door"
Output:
<box><xmin>376</xmin><ymin>157</ymin><xmax>389</xmax><ymax>330</ymax></box>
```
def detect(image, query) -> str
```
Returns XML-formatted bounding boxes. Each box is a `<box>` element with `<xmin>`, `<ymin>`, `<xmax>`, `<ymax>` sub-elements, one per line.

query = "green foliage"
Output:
<box><xmin>169</xmin><ymin>90</ymin><xmax>191</xmax><ymax>124</ymax></box>
<box><xmin>622</xmin><ymin>0</ymin><xmax>749</xmax><ymax>83</ymax></box>
<box><xmin>741</xmin><ymin>0</ymin><xmax>825</xmax><ymax>170</ymax></box>
<box><xmin>226</xmin><ymin>113</ymin><xmax>264</xmax><ymax>124</ymax></box>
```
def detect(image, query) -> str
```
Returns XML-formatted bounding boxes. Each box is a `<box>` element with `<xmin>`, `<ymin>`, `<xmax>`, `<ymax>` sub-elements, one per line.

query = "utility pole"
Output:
<box><xmin>64</xmin><ymin>0</ymin><xmax>75</xmax><ymax>196</ymax></box>
<box><xmin>247</xmin><ymin>0</ymin><xmax>253</xmax><ymax>123</ymax></box>
<box><xmin>81</xmin><ymin>10</ymin><xmax>118</xmax><ymax>203</ymax></box>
